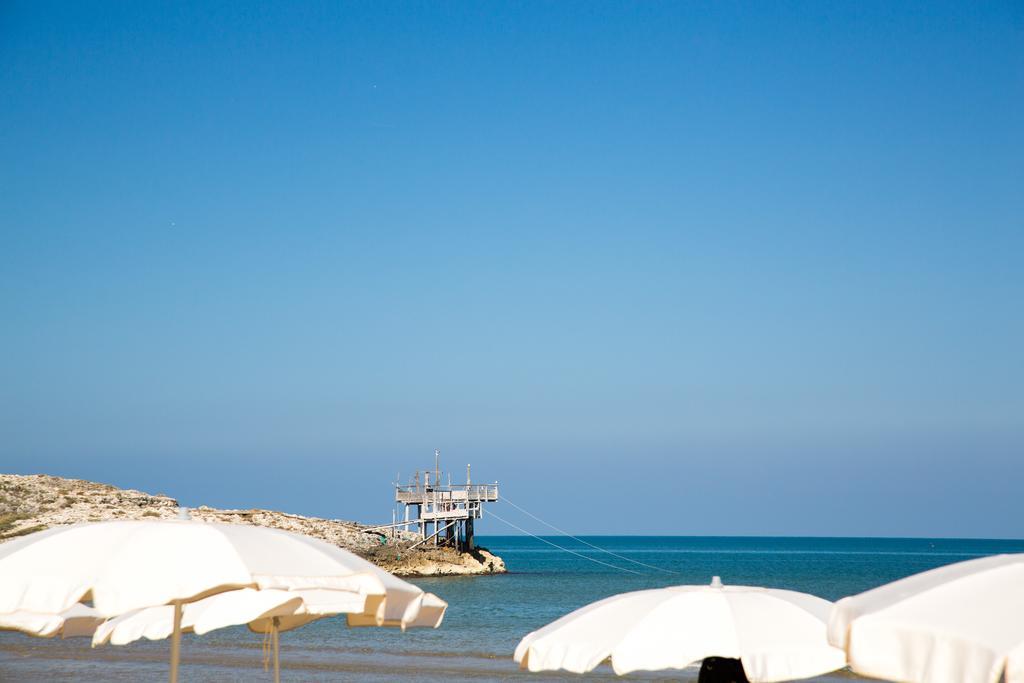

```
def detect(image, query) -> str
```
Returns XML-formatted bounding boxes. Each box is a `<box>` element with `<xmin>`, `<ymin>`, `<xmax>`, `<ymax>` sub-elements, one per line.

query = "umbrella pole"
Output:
<box><xmin>272</xmin><ymin>617</ymin><xmax>280</xmax><ymax>683</ymax></box>
<box><xmin>169</xmin><ymin>601</ymin><xmax>182</xmax><ymax>683</ymax></box>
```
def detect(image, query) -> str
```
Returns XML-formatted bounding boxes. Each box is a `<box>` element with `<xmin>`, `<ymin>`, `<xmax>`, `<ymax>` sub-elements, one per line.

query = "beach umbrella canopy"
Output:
<box><xmin>0</xmin><ymin>518</ymin><xmax>446</xmax><ymax>682</ymax></box>
<box><xmin>514</xmin><ymin>577</ymin><xmax>846</xmax><ymax>682</ymax></box>
<box><xmin>92</xmin><ymin>588</ymin><xmax>311</xmax><ymax>645</ymax></box>
<box><xmin>93</xmin><ymin>587</ymin><xmax>364</xmax><ymax>683</ymax></box>
<box><xmin>828</xmin><ymin>553</ymin><xmax>1024</xmax><ymax>683</ymax></box>
<box><xmin>91</xmin><ymin>586</ymin><xmax>445</xmax><ymax>683</ymax></box>
<box><xmin>0</xmin><ymin>603</ymin><xmax>103</xmax><ymax>639</ymax></box>
<box><xmin>397</xmin><ymin>591</ymin><xmax>448</xmax><ymax>630</ymax></box>
<box><xmin>0</xmin><ymin>519</ymin><xmax>425</xmax><ymax>624</ymax></box>
<box><xmin>92</xmin><ymin>586</ymin><xmax>445</xmax><ymax>645</ymax></box>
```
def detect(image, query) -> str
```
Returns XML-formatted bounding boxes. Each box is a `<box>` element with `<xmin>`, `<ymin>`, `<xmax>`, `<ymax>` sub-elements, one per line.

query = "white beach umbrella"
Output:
<box><xmin>827</xmin><ymin>553</ymin><xmax>1024</xmax><ymax>683</ymax></box>
<box><xmin>0</xmin><ymin>519</ymin><xmax>444</xmax><ymax>682</ymax></box>
<box><xmin>514</xmin><ymin>577</ymin><xmax>846</xmax><ymax>681</ymax></box>
<box><xmin>91</xmin><ymin>588</ymin><xmax>312</xmax><ymax>645</ymax></box>
<box><xmin>0</xmin><ymin>519</ymin><xmax>423</xmax><ymax>619</ymax></box>
<box><xmin>92</xmin><ymin>587</ymin><xmax>446</xmax><ymax>643</ymax></box>
<box><xmin>0</xmin><ymin>603</ymin><xmax>103</xmax><ymax>639</ymax></box>
<box><xmin>93</xmin><ymin>587</ymin><xmax>360</xmax><ymax>683</ymax></box>
<box><xmin>91</xmin><ymin>586</ymin><xmax>445</xmax><ymax>682</ymax></box>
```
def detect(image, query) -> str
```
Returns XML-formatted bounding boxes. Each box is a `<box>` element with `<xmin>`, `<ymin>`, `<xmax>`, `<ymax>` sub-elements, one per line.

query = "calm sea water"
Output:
<box><xmin>3</xmin><ymin>536</ymin><xmax>1023</xmax><ymax>681</ymax></box>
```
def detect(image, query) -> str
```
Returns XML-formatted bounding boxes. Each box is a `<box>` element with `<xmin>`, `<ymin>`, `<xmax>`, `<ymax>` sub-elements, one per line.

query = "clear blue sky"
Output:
<box><xmin>2</xmin><ymin>1</ymin><xmax>1021</xmax><ymax>537</ymax></box>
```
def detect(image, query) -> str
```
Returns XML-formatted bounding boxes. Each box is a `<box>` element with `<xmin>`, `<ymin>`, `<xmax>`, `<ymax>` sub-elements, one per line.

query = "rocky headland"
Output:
<box><xmin>0</xmin><ymin>473</ymin><xmax>505</xmax><ymax>577</ymax></box>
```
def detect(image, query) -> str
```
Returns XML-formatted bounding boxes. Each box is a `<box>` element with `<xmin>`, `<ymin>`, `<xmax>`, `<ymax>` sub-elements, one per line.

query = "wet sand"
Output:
<box><xmin>0</xmin><ymin>634</ymin><xmax>866</xmax><ymax>682</ymax></box>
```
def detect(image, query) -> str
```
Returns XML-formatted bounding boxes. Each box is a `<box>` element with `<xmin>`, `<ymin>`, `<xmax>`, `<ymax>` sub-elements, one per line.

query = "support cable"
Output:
<box><xmin>485</xmin><ymin>508</ymin><xmax>642</xmax><ymax>575</ymax></box>
<box><xmin>500</xmin><ymin>495</ymin><xmax>681</xmax><ymax>575</ymax></box>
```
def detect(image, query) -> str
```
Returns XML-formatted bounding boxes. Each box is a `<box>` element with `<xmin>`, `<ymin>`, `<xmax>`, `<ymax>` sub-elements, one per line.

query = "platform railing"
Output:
<box><xmin>395</xmin><ymin>483</ymin><xmax>498</xmax><ymax>501</ymax></box>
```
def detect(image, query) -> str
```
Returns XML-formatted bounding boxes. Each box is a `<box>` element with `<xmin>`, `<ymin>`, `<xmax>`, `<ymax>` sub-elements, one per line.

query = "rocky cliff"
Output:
<box><xmin>0</xmin><ymin>473</ymin><xmax>505</xmax><ymax>577</ymax></box>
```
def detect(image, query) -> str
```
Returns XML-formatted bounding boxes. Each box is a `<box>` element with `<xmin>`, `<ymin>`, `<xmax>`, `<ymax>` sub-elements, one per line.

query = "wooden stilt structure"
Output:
<box><xmin>390</xmin><ymin>450</ymin><xmax>498</xmax><ymax>551</ymax></box>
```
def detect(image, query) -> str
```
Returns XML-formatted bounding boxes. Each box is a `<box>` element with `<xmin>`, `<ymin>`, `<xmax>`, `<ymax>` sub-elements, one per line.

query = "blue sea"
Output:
<box><xmin>3</xmin><ymin>536</ymin><xmax>1023</xmax><ymax>681</ymax></box>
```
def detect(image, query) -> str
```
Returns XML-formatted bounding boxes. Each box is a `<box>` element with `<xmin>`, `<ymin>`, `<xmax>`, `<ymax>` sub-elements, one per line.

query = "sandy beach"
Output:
<box><xmin>0</xmin><ymin>635</ymin><xmax>862</xmax><ymax>682</ymax></box>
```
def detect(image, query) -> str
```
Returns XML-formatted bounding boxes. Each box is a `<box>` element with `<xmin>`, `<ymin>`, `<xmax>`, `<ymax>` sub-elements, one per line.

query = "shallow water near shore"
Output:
<box><xmin>3</xmin><ymin>536</ymin><xmax>1022</xmax><ymax>681</ymax></box>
